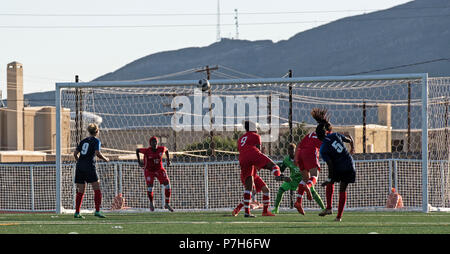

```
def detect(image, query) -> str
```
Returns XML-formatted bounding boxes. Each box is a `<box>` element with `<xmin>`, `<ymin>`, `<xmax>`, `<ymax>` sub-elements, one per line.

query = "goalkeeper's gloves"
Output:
<box><xmin>321</xmin><ymin>178</ymin><xmax>333</xmax><ymax>187</ymax></box>
<box><xmin>275</xmin><ymin>174</ymin><xmax>291</xmax><ymax>182</ymax></box>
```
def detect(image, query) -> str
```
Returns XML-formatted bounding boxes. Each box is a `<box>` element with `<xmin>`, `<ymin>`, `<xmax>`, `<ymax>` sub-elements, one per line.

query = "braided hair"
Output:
<box><xmin>311</xmin><ymin>108</ymin><xmax>332</xmax><ymax>141</ymax></box>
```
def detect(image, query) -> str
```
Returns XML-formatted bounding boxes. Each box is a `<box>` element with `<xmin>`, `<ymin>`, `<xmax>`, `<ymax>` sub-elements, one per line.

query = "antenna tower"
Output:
<box><xmin>216</xmin><ymin>0</ymin><xmax>221</xmax><ymax>41</ymax></box>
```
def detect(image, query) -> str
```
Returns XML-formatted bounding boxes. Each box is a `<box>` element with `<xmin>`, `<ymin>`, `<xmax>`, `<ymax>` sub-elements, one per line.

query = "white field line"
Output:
<box><xmin>1</xmin><ymin>221</ymin><xmax>450</xmax><ymax>227</ymax></box>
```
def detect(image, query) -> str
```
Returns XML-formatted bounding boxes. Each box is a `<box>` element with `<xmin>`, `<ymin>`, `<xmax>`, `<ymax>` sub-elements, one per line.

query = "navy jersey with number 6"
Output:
<box><xmin>320</xmin><ymin>133</ymin><xmax>355</xmax><ymax>183</ymax></box>
<box><xmin>76</xmin><ymin>136</ymin><xmax>101</xmax><ymax>171</ymax></box>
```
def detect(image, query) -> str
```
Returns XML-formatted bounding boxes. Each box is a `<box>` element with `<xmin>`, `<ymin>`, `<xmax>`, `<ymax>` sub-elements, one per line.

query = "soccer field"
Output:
<box><xmin>1</xmin><ymin>211</ymin><xmax>449</xmax><ymax>234</ymax></box>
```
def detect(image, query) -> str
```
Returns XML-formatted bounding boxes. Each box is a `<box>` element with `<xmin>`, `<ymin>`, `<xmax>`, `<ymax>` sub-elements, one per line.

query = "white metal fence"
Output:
<box><xmin>1</xmin><ymin>159</ymin><xmax>448</xmax><ymax>213</ymax></box>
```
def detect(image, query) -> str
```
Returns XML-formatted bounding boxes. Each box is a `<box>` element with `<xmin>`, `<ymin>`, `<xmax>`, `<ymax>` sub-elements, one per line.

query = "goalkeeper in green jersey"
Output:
<box><xmin>272</xmin><ymin>143</ymin><xmax>325</xmax><ymax>213</ymax></box>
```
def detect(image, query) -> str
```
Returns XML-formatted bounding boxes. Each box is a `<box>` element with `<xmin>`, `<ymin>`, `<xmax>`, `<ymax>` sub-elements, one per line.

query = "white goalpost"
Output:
<box><xmin>46</xmin><ymin>73</ymin><xmax>446</xmax><ymax>213</ymax></box>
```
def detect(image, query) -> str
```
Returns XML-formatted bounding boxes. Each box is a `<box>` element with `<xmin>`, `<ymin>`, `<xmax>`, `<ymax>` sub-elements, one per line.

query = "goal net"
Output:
<box><xmin>50</xmin><ymin>73</ymin><xmax>450</xmax><ymax>213</ymax></box>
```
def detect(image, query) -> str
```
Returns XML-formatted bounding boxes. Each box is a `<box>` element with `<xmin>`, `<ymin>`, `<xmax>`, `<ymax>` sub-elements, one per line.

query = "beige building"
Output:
<box><xmin>0</xmin><ymin>62</ymin><xmax>70</xmax><ymax>162</ymax></box>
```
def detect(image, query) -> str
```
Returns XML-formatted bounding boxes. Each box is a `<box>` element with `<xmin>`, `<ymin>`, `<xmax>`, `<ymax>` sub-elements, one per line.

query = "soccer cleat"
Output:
<box><xmin>244</xmin><ymin>213</ymin><xmax>256</xmax><ymax>218</ymax></box>
<box><xmin>304</xmin><ymin>186</ymin><xmax>313</xmax><ymax>201</ymax></box>
<box><xmin>271</xmin><ymin>208</ymin><xmax>279</xmax><ymax>214</ymax></box>
<box><xmin>149</xmin><ymin>201</ymin><xmax>155</xmax><ymax>212</ymax></box>
<box><xmin>165</xmin><ymin>204</ymin><xmax>174</xmax><ymax>212</ymax></box>
<box><xmin>294</xmin><ymin>201</ymin><xmax>305</xmax><ymax>215</ymax></box>
<box><xmin>250</xmin><ymin>201</ymin><xmax>263</xmax><ymax>210</ymax></box>
<box><xmin>262</xmin><ymin>211</ymin><xmax>276</xmax><ymax>216</ymax></box>
<box><xmin>318</xmin><ymin>209</ymin><xmax>333</xmax><ymax>217</ymax></box>
<box><xmin>335</xmin><ymin>217</ymin><xmax>342</xmax><ymax>222</ymax></box>
<box><xmin>74</xmin><ymin>213</ymin><xmax>85</xmax><ymax>219</ymax></box>
<box><xmin>232</xmin><ymin>208</ymin><xmax>240</xmax><ymax>216</ymax></box>
<box><xmin>94</xmin><ymin>211</ymin><xmax>106</xmax><ymax>218</ymax></box>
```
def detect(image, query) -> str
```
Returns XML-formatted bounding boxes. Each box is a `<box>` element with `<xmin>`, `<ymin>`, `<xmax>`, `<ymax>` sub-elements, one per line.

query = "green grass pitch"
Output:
<box><xmin>1</xmin><ymin>211</ymin><xmax>449</xmax><ymax>234</ymax></box>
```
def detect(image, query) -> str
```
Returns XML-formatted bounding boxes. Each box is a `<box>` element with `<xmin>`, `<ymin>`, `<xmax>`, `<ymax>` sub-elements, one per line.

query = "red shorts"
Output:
<box><xmin>144</xmin><ymin>168</ymin><xmax>170</xmax><ymax>185</ymax></box>
<box><xmin>240</xmin><ymin>174</ymin><xmax>267</xmax><ymax>193</ymax></box>
<box><xmin>239</xmin><ymin>150</ymin><xmax>272</xmax><ymax>181</ymax></box>
<box><xmin>295</xmin><ymin>148</ymin><xmax>321</xmax><ymax>172</ymax></box>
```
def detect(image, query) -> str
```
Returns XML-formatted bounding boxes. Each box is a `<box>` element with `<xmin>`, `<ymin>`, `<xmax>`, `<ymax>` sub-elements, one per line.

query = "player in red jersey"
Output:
<box><xmin>233</xmin><ymin>120</ymin><xmax>290</xmax><ymax>217</ymax></box>
<box><xmin>294</xmin><ymin>108</ymin><xmax>332</xmax><ymax>215</ymax></box>
<box><xmin>136</xmin><ymin>136</ymin><xmax>173</xmax><ymax>212</ymax></box>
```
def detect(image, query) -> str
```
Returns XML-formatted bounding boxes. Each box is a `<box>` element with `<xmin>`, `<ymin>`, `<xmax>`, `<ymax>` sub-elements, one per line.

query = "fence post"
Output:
<box><xmin>72</xmin><ymin>164</ymin><xmax>76</xmax><ymax>210</ymax></box>
<box><xmin>30</xmin><ymin>166</ymin><xmax>35</xmax><ymax>212</ymax></box>
<box><xmin>113</xmin><ymin>162</ymin><xmax>118</xmax><ymax>196</ymax></box>
<box><xmin>118</xmin><ymin>163</ymin><xmax>123</xmax><ymax>195</ymax></box>
<box><xmin>393</xmin><ymin>160</ymin><xmax>398</xmax><ymax>191</ymax></box>
<box><xmin>388</xmin><ymin>160</ymin><xmax>393</xmax><ymax>193</ymax></box>
<box><xmin>205</xmin><ymin>164</ymin><xmax>209</xmax><ymax>209</ymax></box>
<box><xmin>440</xmin><ymin>161</ymin><xmax>445</xmax><ymax>207</ymax></box>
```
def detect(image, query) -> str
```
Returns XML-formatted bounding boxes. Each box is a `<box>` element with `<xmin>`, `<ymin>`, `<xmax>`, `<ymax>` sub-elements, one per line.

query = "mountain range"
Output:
<box><xmin>94</xmin><ymin>0</ymin><xmax>450</xmax><ymax>82</ymax></box>
<box><xmin>4</xmin><ymin>0</ymin><xmax>448</xmax><ymax>130</ymax></box>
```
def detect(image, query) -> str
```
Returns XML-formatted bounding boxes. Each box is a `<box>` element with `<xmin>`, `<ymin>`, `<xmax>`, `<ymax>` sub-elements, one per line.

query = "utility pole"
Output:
<box><xmin>288</xmin><ymin>69</ymin><xmax>293</xmax><ymax>144</ymax></box>
<box><xmin>75</xmin><ymin>75</ymin><xmax>83</xmax><ymax>145</ymax></box>
<box><xmin>407</xmin><ymin>82</ymin><xmax>411</xmax><ymax>152</ymax></box>
<box><xmin>363</xmin><ymin>101</ymin><xmax>366</xmax><ymax>154</ymax></box>
<box><xmin>288</xmin><ymin>69</ymin><xmax>293</xmax><ymax>209</ymax></box>
<box><xmin>196</xmin><ymin>65</ymin><xmax>219</xmax><ymax>158</ymax></box>
<box><xmin>354</xmin><ymin>101</ymin><xmax>375</xmax><ymax>154</ymax></box>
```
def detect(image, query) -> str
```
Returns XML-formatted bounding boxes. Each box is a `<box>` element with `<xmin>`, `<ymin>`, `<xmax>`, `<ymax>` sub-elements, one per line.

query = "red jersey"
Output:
<box><xmin>237</xmin><ymin>131</ymin><xmax>261</xmax><ymax>154</ymax></box>
<box><xmin>139</xmin><ymin>146</ymin><xmax>167</xmax><ymax>171</ymax></box>
<box><xmin>298</xmin><ymin>132</ymin><xmax>323</xmax><ymax>151</ymax></box>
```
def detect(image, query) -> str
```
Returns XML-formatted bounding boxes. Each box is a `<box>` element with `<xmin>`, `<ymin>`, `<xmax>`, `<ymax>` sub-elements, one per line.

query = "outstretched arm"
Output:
<box><xmin>73</xmin><ymin>150</ymin><xmax>79</xmax><ymax>162</ymax></box>
<box><xmin>95</xmin><ymin>150</ymin><xmax>109</xmax><ymax>162</ymax></box>
<box><xmin>278</xmin><ymin>161</ymin><xmax>287</xmax><ymax>173</ymax></box>
<box><xmin>341</xmin><ymin>134</ymin><xmax>355</xmax><ymax>155</ymax></box>
<box><xmin>347</xmin><ymin>135</ymin><xmax>355</xmax><ymax>155</ymax></box>
<box><xmin>165</xmin><ymin>150</ymin><xmax>171</xmax><ymax>167</ymax></box>
<box><xmin>136</xmin><ymin>149</ymin><xmax>143</xmax><ymax>167</ymax></box>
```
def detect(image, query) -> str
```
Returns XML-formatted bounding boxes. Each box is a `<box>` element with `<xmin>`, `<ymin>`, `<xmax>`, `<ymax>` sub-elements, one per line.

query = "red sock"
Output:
<box><xmin>235</xmin><ymin>201</ymin><xmax>244</xmax><ymax>211</ymax></box>
<box><xmin>147</xmin><ymin>191</ymin><xmax>154</xmax><ymax>202</ymax></box>
<box><xmin>165</xmin><ymin>188</ymin><xmax>171</xmax><ymax>204</ymax></box>
<box><xmin>75</xmin><ymin>192</ymin><xmax>84</xmax><ymax>213</ymax></box>
<box><xmin>243</xmin><ymin>191</ymin><xmax>252</xmax><ymax>215</ymax></box>
<box><xmin>307</xmin><ymin>176</ymin><xmax>317</xmax><ymax>188</ymax></box>
<box><xmin>272</xmin><ymin>165</ymin><xmax>281</xmax><ymax>176</ymax></box>
<box><xmin>296</xmin><ymin>181</ymin><xmax>305</xmax><ymax>203</ymax></box>
<box><xmin>326</xmin><ymin>183</ymin><xmax>334</xmax><ymax>210</ymax></box>
<box><xmin>94</xmin><ymin>190</ymin><xmax>102</xmax><ymax>212</ymax></box>
<box><xmin>262</xmin><ymin>193</ymin><xmax>270</xmax><ymax>213</ymax></box>
<box><xmin>147</xmin><ymin>186</ymin><xmax>154</xmax><ymax>202</ymax></box>
<box><xmin>337</xmin><ymin>191</ymin><xmax>347</xmax><ymax>219</ymax></box>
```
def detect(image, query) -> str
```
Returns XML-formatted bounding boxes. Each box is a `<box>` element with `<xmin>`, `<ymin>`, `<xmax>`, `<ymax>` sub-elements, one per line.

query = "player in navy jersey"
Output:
<box><xmin>316</xmin><ymin>117</ymin><xmax>355</xmax><ymax>221</ymax></box>
<box><xmin>73</xmin><ymin>123</ymin><xmax>110</xmax><ymax>219</ymax></box>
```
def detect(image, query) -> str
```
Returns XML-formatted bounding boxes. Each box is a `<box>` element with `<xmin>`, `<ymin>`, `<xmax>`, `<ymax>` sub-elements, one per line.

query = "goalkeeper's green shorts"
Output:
<box><xmin>280</xmin><ymin>177</ymin><xmax>301</xmax><ymax>191</ymax></box>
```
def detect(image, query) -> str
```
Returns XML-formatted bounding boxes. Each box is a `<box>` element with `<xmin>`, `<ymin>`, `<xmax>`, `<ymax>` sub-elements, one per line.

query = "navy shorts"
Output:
<box><xmin>74</xmin><ymin>166</ymin><xmax>99</xmax><ymax>184</ymax></box>
<box><xmin>332</xmin><ymin>168</ymin><xmax>356</xmax><ymax>184</ymax></box>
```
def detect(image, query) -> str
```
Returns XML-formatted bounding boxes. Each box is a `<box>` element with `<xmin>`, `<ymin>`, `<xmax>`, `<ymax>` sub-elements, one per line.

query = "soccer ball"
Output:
<box><xmin>198</xmin><ymin>79</ymin><xmax>211</xmax><ymax>92</ymax></box>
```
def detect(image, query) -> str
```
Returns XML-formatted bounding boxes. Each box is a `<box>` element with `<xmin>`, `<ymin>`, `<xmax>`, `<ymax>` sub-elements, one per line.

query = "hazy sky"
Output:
<box><xmin>0</xmin><ymin>0</ymin><xmax>412</xmax><ymax>97</ymax></box>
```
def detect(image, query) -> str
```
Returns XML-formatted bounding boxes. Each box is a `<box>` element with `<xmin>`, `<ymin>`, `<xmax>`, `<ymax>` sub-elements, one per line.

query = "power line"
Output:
<box><xmin>347</xmin><ymin>58</ymin><xmax>450</xmax><ymax>75</ymax></box>
<box><xmin>0</xmin><ymin>6</ymin><xmax>448</xmax><ymax>17</ymax></box>
<box><xmin>1</xmin><ymin>13</ymin><xmax>449</xmax><ymax>29</ymax></box>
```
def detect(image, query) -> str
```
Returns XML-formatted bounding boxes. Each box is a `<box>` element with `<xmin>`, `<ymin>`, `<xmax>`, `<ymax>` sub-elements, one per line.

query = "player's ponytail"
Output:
<box><xmin>87</xmin><ymin>123</ymin><xmax>99</xmax><ymax>135</ymax></box>
<box><xmin>311</xmin><ymin>108</ymin><xmax>332</xmax><ymax>140</ymax></box>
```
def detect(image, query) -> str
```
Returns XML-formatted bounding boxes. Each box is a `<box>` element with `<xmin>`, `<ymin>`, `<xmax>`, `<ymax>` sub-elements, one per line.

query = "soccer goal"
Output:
<box><xmin>52</xmin><ymin>73</ymin><xmax>450</xmax><ymax>214</ymax></box>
